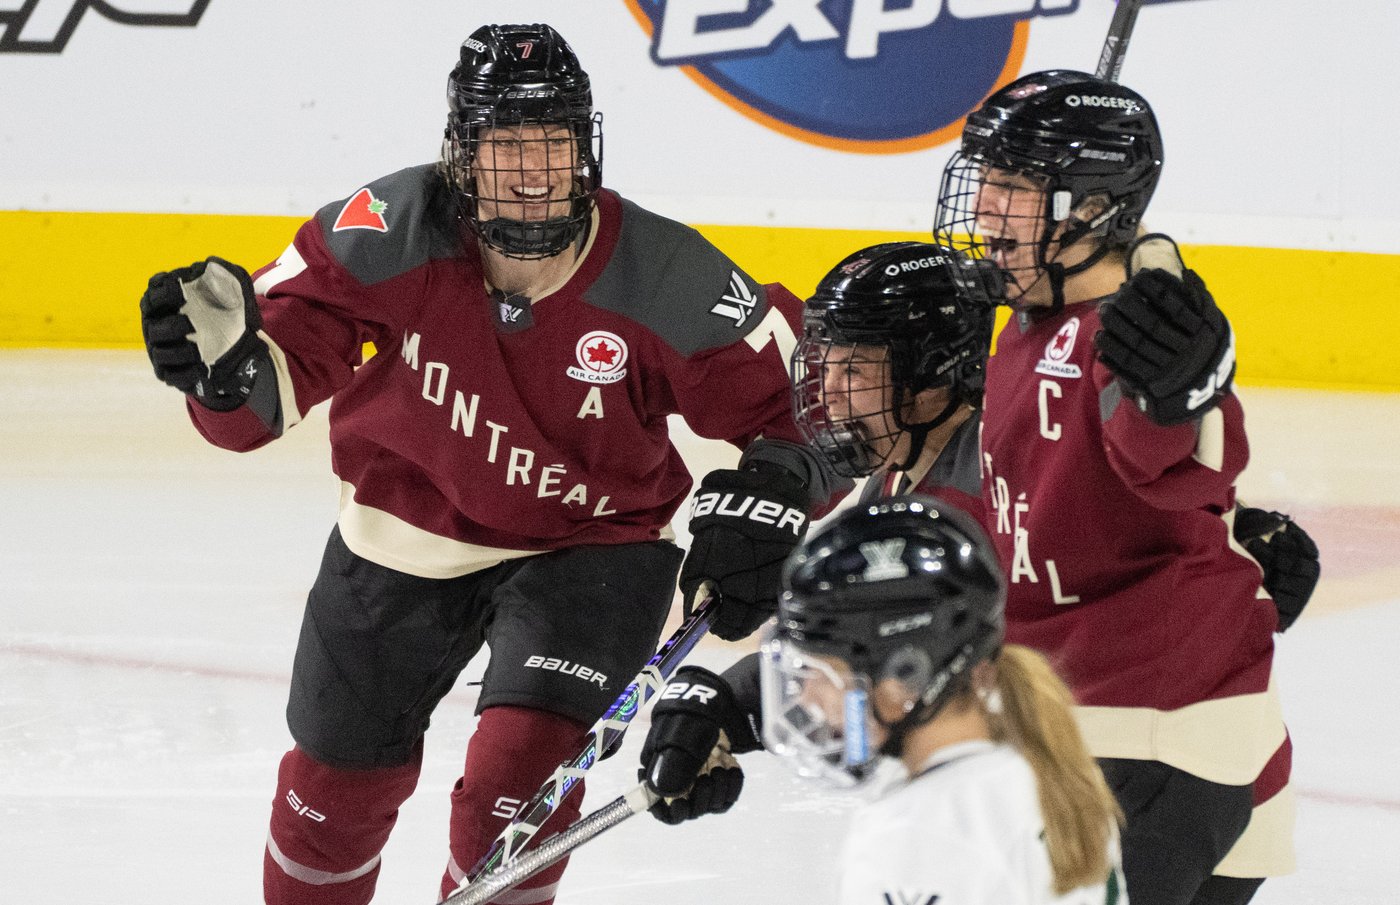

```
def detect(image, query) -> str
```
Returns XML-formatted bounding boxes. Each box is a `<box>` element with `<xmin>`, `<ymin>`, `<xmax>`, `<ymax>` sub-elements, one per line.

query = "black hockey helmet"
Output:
<box><xmin>790</xmin><ymin>242</ymin><xmax>996</xmax><ymax>478</ymax></box>
<box><xmin>760</xmin><ymin>495</ymin><xmax>1005</xmax><ymax>782</ymax></box>
<box><xmin>442</xmin><ymin>23</ymin><xmax>602</xmax><ymax>258</ymax></box>
<box><xmin>935</xmin><ymin>70</ymin><xmax>1163</xmax><ymax>307</ymax></box>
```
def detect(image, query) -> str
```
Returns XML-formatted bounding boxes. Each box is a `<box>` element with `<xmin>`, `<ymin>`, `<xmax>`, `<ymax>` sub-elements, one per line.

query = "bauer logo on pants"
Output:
<box><xmin>625</xmin><ymin>0</ymin><xmax>1205</xmax><ymax>153</ymax></box>
<box><xmin>524</xmin><ymin>655</ymin><xmax>608</xmax><ymax>687</ymax></box>
<box><xmin>0</xmin><ymin>1</ymin><xmax>211</xmax><ymax>53</ymax></box>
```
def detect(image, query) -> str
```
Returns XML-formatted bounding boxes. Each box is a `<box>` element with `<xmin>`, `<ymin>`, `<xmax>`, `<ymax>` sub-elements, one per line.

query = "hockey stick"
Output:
<box><xmin>445</xmin><ymin>783</ymin><xmax>661</xmax><ymax>905</ymax></box>
<box><xmin>447</xmin><ymin>734</ymin><xmax>742</xmax><ymax>904</ymax></box>
<box><xmin>444</xmin><ymin>587</ymin><xmax>718</xmax><ymax>899</ymax></box>
<box><xmin>1095</xmin><ymin>0</ymin><xmax>1146</xmax><ymax>82</ymax></box>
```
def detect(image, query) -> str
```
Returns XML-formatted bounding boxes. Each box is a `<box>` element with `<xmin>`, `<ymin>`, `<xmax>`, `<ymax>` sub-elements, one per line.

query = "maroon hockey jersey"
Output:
<box><xmin>981</xmin><ymin>300</ymin><xmax>1292</xmax><ymax>876</ymax></box>
<box><xmin>185</xmin><ymin>166</ymin><xmax>812</xmax><ymax>578</ymax></box>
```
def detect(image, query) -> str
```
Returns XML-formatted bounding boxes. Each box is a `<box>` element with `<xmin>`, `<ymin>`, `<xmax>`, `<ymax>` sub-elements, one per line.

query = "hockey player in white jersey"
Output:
<box><xmin>754</xmin><ymin>495</ymin><xmax>1123</xmax><ymax>904</ymax></box>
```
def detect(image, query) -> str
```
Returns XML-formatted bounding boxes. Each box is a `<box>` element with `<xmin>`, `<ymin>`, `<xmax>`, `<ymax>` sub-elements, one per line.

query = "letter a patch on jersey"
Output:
<box><xmin>333</xmin><ymin>188</ymin><xmax>390</xmax><ymax>232</ymax></box>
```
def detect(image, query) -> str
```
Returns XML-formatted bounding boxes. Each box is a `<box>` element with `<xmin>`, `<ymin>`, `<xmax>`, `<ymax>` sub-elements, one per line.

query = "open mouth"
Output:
<box><xmin>983</xmin><ymin>235</ymin><xmax>1018</xmax><ymax>261</ymax></box>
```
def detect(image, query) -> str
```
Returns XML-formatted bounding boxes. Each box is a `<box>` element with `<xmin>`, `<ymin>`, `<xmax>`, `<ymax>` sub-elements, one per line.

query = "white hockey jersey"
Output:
<box><xmin>840</xmin><ymin>741</ymin><xmax>1124</xmax><ymax>905</ymax></box>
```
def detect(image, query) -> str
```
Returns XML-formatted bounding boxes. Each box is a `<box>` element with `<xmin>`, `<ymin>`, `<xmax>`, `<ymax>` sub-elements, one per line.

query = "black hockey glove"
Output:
<box><xmin>1096</xmin><ymin>235</ymin><xmax>1236</xmax><ymax>426</ymax></box>
<box><xmin>1234</xmin><ymin>507</ymin><xmax>1321</xmax><ymax>633</ymax></box>
<box><xmin>140</xmin><ymin>257</ymin><xmax>270</xmax><ymax>412</ymax></box>
<box><xmin>680</xmin><ymin>466</ymin><xmax>810</xmax><ymax>642</ymax></box>
<box><xmin>640</xmin><ymin>665</ymin><xmax>763</xmax><ymax>825</ymax></box>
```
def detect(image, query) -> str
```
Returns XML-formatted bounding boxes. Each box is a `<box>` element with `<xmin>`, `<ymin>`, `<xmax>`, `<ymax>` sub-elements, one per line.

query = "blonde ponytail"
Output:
<box><xmin>987</xmin><ymin>645</ymin><xmax>1122</xmax><ymax>895</ymax></box>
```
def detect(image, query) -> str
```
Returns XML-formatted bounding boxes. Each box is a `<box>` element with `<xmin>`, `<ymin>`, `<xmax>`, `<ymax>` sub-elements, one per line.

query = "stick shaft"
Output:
<box><xmin>443</xmin><ymin>785</ymin><xmax>659</xmax><ymax>905</ymax></box>
<box><xmin>452</xmin><ymin>592</ymin><xmax>716</xmax><ymax>890</ymax></box>
<box><xmin>1096</xmin><ymin>0</ymin><xmax>1146</xmax><ymax>82</ymax></box>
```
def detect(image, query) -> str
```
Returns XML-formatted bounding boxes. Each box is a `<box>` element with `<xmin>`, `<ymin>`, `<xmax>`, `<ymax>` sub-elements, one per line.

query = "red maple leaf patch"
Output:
<box><xmin>585</xmin><ymin>341</ymin><xmax>618</xmax><ymax>366</ymax></box>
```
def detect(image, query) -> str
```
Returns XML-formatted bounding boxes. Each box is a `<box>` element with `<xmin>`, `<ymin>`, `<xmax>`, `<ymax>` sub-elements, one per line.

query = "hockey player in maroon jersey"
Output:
<box><xmin>788</xmin><ymin>241</ymin><xmax>995</xmax><ymax>519</ymax></box>
<box><xmin>634</xmin><ymin>237</ymin><xmax>1319</xmax><ymax>841</ymax></box>
<box><xmin>930</xmin><ymin>70</ymin><xmax>1297</xmax><ymax>905</ymax></box>
<box><xmin>631</xmin><ymin>243</ymin><xmax>996</xmax><ymax>825</ymax></box>
<box><xmin>137</xmin><ymin>23</ymin><xmax>845</xmax><ymax>905</ymax></box>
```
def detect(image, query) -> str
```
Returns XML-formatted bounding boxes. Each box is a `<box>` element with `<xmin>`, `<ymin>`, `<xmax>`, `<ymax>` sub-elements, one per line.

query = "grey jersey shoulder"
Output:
<box><xmin>583</xmin><ymin>196</ymin><xmax>768</xmax><ymax>357</ymax></box>
<box><xmin>924</xmin><ymin>411</ymin><xmax>983</xmax><ymax>499</ymax></box>
<box><xmin>859</xmin><ymin>410</ymin><xmax>983</xmax><ymax>503</ymax></box>
<box><xmin>313</xmin><ymin>164</ymin><xmax>463</xmax><ymax>286</ymax></box>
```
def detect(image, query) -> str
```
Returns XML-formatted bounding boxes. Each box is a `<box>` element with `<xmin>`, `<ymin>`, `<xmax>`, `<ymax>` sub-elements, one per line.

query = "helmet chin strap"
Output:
<box><xmin>874</xmin><ymin>644</ymin><xmax>977</xmax><ymax>759</ymax></box>
<box><xmin>894</xmin><ymin>421</ymin><xmax>932</xmax><ymax>475</ymax></box>
<box><xmin>892</xmin><ymin>389</ymin><xmax>961</xmax><ymax>472</ymax></box>
<box><xmin>1037</xmin><ymin>217</ymin><xmax>1111</xmax><ymax>317</ymax></box>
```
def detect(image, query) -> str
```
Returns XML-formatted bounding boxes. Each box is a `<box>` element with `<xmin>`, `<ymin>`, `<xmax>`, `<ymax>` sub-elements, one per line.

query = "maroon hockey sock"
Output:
<box><xmin>440</xmin><ymin>706</ymin><xmax>590</xmax><ymax>904</ymax></box>
<box><xmin>264</xmin><ymin>743</ymin><xmax>422</xmax><ymax>905</ymax></box>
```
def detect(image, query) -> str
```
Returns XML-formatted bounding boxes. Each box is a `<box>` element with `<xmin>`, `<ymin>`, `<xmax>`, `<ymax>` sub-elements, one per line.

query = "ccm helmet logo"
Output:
<box><xmin>878</xmin><ymin>611</ymin><xmax>934</xmax><ymax>637</ymax></box>
<box><xmin>660</xmin><ymin>681</ymin><xmax>718</xmax><ymax>704</ymax></box>
<box><xmin>691</xmin><ymin>493</ymin><xmax>807</xmax><ymax>536</ymax></box>
<box><xmin>1065</xmin><ymin>95</ymin><xmax>1141</xmax><ymax>111</ymax></box>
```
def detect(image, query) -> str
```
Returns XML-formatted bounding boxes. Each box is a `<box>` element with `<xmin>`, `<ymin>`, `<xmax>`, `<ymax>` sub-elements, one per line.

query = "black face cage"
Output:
<box><xmin>791</xmin><ymin>314</ymin><xmax>989</xmax><ymax>479</ymax></box>
<box><xmin>934</xmin><ymin>151</ymin><xmax>1068</xmax><ymax>307</ymax></box>
<box><xmin>793</xmin><ymin>334</ymin><xmax>936</xmax><ymax>479</ymax></box>
<box><xmin>443</xmin><ymin>107</ymin><xmax>603</xmax><ymax>259</ymax></box>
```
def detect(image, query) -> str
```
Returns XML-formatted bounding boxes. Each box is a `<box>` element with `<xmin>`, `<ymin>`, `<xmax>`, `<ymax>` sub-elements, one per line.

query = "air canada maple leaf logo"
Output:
<box><xmin>567</xmin><ymin>330</ymin><xmax>629</xmax><ymax>385</ymax></box>
<box><xmin>584</xmin><ymin>341</ymin><xmax>618</xmax><ymax>367</ymax></box>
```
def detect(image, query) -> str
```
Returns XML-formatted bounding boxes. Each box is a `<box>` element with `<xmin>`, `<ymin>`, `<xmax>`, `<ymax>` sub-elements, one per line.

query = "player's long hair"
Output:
<box><xmin>986</xmin><ymin>644</ymin><xmax>1122</xmax><ymax>895</ymax></box>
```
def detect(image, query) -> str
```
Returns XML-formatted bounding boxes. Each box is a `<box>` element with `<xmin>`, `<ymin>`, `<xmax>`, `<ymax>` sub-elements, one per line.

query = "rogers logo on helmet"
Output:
<box><xmin>1065</xmin><ymin>95</ymin><xmax>1141</xmax><ymax>111</ymax></box>
<box><xmin>462</xmin><ymin>37</ymin><xmax>487</xmax><ymax>54</ymax></box>
<box><xmin>883</xmin><ymin>255</ymin><xmax>947</xmax><ymax>277</ymax></box>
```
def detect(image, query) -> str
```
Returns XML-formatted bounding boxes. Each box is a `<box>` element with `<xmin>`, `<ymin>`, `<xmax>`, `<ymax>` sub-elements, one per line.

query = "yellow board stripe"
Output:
<box><xmin>3</xmin><ymin>210</ymin><xmax>300</xmax><ymax>348</ymax></box>
<box><xmin>4</xmin><ymin>210</ymin><xmax>1397</xmax><ymax>390</ymax></box>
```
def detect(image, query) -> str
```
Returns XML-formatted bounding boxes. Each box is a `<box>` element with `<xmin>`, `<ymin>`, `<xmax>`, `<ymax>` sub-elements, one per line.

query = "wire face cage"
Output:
<box><xmin>443</xmin><ymin>107</ymin><xmax>602</xmax><ymax>259</ymax></box>
<box><xmin>791</xmin><ymin>336</ymin><xmax>903</xmax><ymax>479</ymax></box>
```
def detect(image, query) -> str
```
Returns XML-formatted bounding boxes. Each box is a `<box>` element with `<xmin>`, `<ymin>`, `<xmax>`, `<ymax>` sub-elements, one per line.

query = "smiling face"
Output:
<box><xmin>809</xmin><ymin>341</ymin><xmax>923</xmax><ymax>475</ymax></box>
<box><xmin>469</xmin><ymin>122</ymin><xmax>578</xmax><ymax>225</ymax></box>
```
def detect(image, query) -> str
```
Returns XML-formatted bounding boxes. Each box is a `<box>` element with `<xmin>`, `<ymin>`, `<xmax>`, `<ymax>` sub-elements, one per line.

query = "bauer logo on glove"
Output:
<box><xmin>689</xmin><ymin>491</ymin><xmax>807</xmax><ymax>537</ymax></box>
<box><xmin>1184</xmin><ymin>327</ymin><xmax>1236</xmax><ymax>415</ymax></box>
<box><xmin>680</xmin><ymin>467</ymin><xmax>811</xmax><ymax>642</ymax></box>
